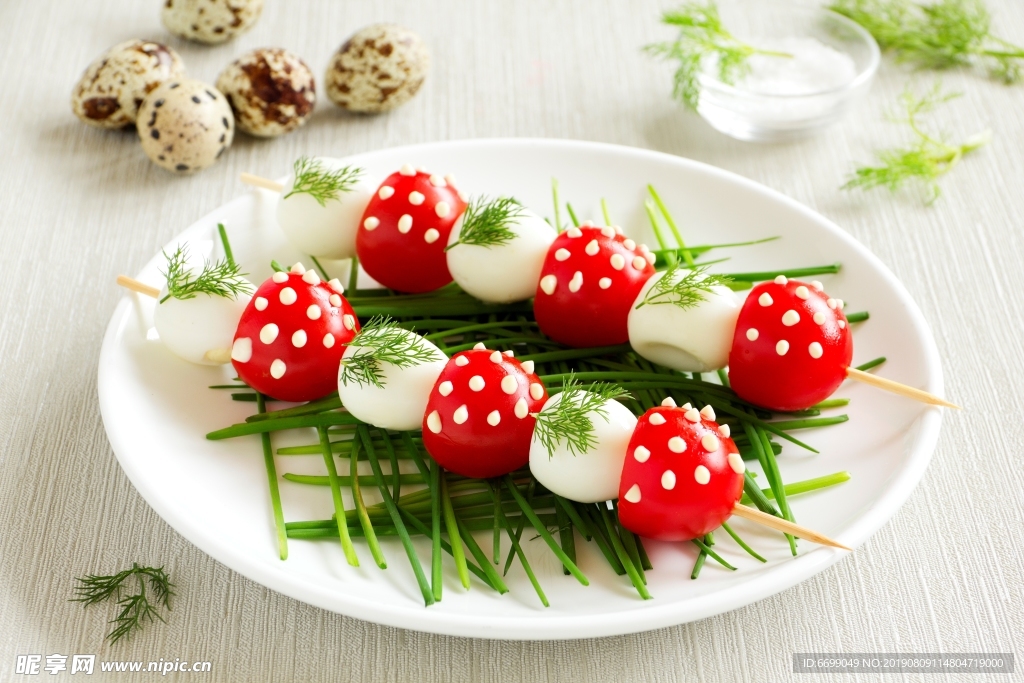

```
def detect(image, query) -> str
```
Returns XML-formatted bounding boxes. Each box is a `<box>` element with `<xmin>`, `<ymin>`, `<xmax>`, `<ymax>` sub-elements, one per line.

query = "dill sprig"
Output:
<box><xmin>283</xmin><ymin>156</ymin><xmax>364</xmax><ymax>207</ymax></box>
<box><xmin>842</xmin><ymin>82</ymin><xmax>991</xmax><ymax>203</ymax></box>
<box><xmin>446</xmin><ymin>196</ymin><xmax>525</xmax><ymax>250</ymax></box>
<box><xmin>635</xmin><ymin>263</ymin><xmax>734</xmax><ymax>309</ymax></box>
<box><xmin>644</xmin><ymin>1</ymin><xmax>792</xmax><ymax>110</ymax></box>
<box><xmin>339</xmin><ymin>316</ymin><xmax>440</xmax><ymax>389</ymax></box>
<box><xmin>160</xmin><ymin>245</ymin><xmax>253</xmax><ymax>304</ymax></box>
<box><xmin>71</xmin><ymin>563</ymin><xmax>174</xmax><ymax>645</ymax></box>
<box><xmin>830</xmin><ymin>0</ymin><xmax>1024</xmax><ymax>83</ymax></box>
<box><xmin>533</xmin><ymin>375</ymin><xmax>630</xmax><ymax>458</ymax></box>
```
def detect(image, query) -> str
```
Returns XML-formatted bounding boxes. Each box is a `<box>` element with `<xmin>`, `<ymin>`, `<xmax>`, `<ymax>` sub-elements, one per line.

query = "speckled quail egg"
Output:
<box><xmin>71</xmin><ymin>40</ymin><xmax>185</xmax><ymax>129</ymax></box>
<box><xmin>325</xmin><ymin>24</ymin><xmax>430</xmax><ymax>114</ymax></box>
<box><xmin>162</xmin><ymin>0</ymin><xmax>263</xmax><ymax>44</ymax></box>
<box><xmin>216</xmin><ymin>48</ymin><xmax>316</xmax><ymax>137</ymax></box>
<box><xmin>137</xmin><ymin>79</ymin><xmax>234</xmax><ymax>174</ymax></box>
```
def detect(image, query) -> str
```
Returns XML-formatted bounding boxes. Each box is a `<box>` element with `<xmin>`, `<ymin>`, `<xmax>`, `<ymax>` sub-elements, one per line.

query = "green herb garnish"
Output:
<box><xmin>830</xmin><ymin>0</ymin><xmax>1024</xmax><ymax>83</ymax></box>
<box><xmin>446</xmin><ymin>196</ymin><xmax>525</xmax><ymax>250</ymax></box>
<box><xmin>533</xmin><ymin>375</ymin><xmax>630</xmax><ymax>458</ymax></box>
<box><xmin>160</xmin><ymin>245</ymin><xmax>253</xmax><ymax>304</ymax></box>
<box><xmin>843</xmin><ymin>82</ymin><xmax>991</xmax><ymax>203</ymax></box>
<box><xmin>71</xmin><ymin>563</ymin><xmax>174</xmax><ymax>644</ymax></box>
<box><xmin>282</xmin><ymin>156</ymin><xmax>363</xmax><ymax>207</ymax></box>
<box><xmin>635</xmin><ymin>263</ymin><xmax>733</xmax><ymax>309</ymax></box>
<box><xmin>644</xmin><ymin>1</ymin><xmax>793</xmax><ymax>110</ymax></box>
<box><xmin>339</xmin><ymin>316</ymin><xmax>439</xmax><ymax>389</ymax></box>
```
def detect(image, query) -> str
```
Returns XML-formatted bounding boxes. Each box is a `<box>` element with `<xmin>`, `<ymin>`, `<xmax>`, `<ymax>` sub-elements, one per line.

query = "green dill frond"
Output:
<box><xmin>283</xmin><ymin>156</ymin><xmax>364</xmax><ymax>207</ymax></box>
<box><xmin>72</xmin><ymin>563</ymin><xmax>174</xmax><ymax>645</ymax></box>
<box><xmin>635</xmin><ymin>263</ymin><xmax>734</xmax><ymax>309</ymax></box>
<box><xmin>339</xmin><ymin>316</ymin><xmax>439</xmax><ymax>389</ymax></box>
<box><xmin>830</xmin><ymin>0</ymin><xmax>1024</xmax><ymax>84</ymax></box>
<box><xmin>533</xmin><ymin>375</ymin><xmax>630</xmax><ymax>458</ymax></box>
<box><xmin>160</xmin><ymin>245</ymin><xmax>253</xmax><ymax>304</ymax></box>
<box><xmin>842</xmin><ymin>82</ymin><xmax>991</xmax><ymax>203</ymax></box>
<box><xmin>644</xmin><ymin>1</ymin><xmax>792</xmax><ymax>110</ymax></box>
<box><xmin>446</xmin><ymin>196</ymin><xmax>525</xmax><ymax>250</ymax></box>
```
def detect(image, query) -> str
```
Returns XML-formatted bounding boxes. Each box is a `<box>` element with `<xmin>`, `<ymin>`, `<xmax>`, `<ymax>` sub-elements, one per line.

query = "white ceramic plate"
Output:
<box><xmin>98</xmin><ymin>139</ymin><xmax>943</xmax><ymax>640</ymax></box>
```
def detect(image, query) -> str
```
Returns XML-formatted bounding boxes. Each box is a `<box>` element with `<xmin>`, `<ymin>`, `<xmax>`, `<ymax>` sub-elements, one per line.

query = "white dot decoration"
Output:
<box><xmin>759</xmin><ymin>292</ymin><xmax>774</xmax><ymax>307</ymax></box>
<box><xmin>329</xmin><ymin>294</ymin><xmax>342</xmax><ymax>307</ymax></box>
<box><xmin>540</xmin><ymin>274</ymin><xmax>557</xmax><ymax>295</ymax></box>
<box><xmin>438</xmin><ymin>381</ymin><xmax>454</xmax><ymax>396</ymax></box>
<box><xmin>568</xmin><ymin>271</ymin><xmax>583</xmax><ymax>293</ymax></box>
<box><xmin>501</xmin><ymin>376</ymin><xmax>518</xmax><ymax>394</ymax></box>
<box><xmin>746</xmin><ymin>328</ymin><xmax>759</xmax><ymax>341</ymax></box>
<box><xmin>474</xmin><ymin>342</ymin><xmax>486</xmax><ymax>350</ymax></box>
<box><xmin>585</xmin><ymin>240</ymin><xmax>600</xmax><ymax>256</ymax></box>
<box><xmin>694</xmin><ymin>465</ymin><xmax>710</xmax><ymax>485</ymax></box>
<box><xmin>668</xmin><ymin>436</ymin><xmax>687</xmax><ymax>453</ymax></box>
<box><xmin>514</xmin><ymin>398</ymin><xmax>529</xmax><ymax>419</ymax></box>
<box><xmin>270</xmin><ymin>359</ymin><xmax>286</xmax><ymax>379</ymax></box>
<box><xmin>566</xmin><ymin>227</ymin><xmax>582</xmax><ymax>238</ymax></box>
<box><xmin>599</xmin><ymin>277</ymin><xmax>612</xmax><ymax>289</ymax></box>
<box><xmin>776</xmin><ymin>340</ymin><xmax>790</xmax><ymax>355</ymax></box>
<box><xmin>661</xmin><ymin>470</ymin><xmax>677</xmax><ymax>490</ymax></box>
<box><xmin>808</xmin><ymin>342</ymin><xmax>824</xmax><ymax>359</ymax></box>
<box><xmin>427</xmin><ymin>411</ymin><xmax>442</xmax><ymax>434</ymax></box>
<box><xmin>661</xmin><ymin>397</ymin><xmax>677</xmax><ymax>407</ymax></box>
<box><xmin>279</xmin><ymin>287</ymin><xmax>297</xmax><ymax>305</ymax></box>
<box><xmin>795</xmin><ymin>286</ymin><xmax>809</xmax><ymax>300</ymax></box>
<box><xmin>530</xmin><ymin>383</ymin><xmax>544</xmax><ymax>400</ymax></box>
<box><xmin>701</xmin><ymin>434</ymin><xmax>720</xmax><ymax>452</ymax></box>
<box><xmin>429</xmin><ymin>175</ymin><xmax>446</xmax><ymax>187</ymax></box>
<box><xmin>555</xmin><ymin>248</ymin><xmax>571</xmax><ymax>261</ymax></box>
<box><xmin>487</xmin><ymin>410</ymin><xmax>501</xmax><ymax>426</ymax></box>
<box><xmin>343</xmin><ymin>314</ymin><xmax>356</xmax><ymax>330</ymax></box>
<box><xmin>397</xmin><ymin>214</ymin><xmax>413</xmax><ymax>233</ymax></box>
<box><xmin>610</xmin><ymin>254</ymin><xmax>625</xmax><ymax>270</ymax></box>
<box><xmin>363</xmin><ymin>216</ymin><xmax>380</xmax><ymax>230</ymax></box>
<box><xmin>323</xmin><ymin>333</ymin><xmax>335</xmax><ymax>348</ymax></box>
<box><xmin>489</xmin><ymin>351</ymin><xmax>502</xmax><ymax>363</ymax></box>
<box><xmin>469</xmin><ymin>375</ymin><xmax>485</xmax><ymax>392</ymax></box>
<box><xmin>728</xmin><ymin>453</ymin><xmax>745</xmax><ymax>474</ymax></box>
<box><xmin>453</xmin><ymin>405</ymin><xmax>469</xmax><ymax>424</ymax></box>
<box><xmin>291</xmin><ymin>330</ymin><xmax>307</xmax><ymax>348</ymax></box>
<box><xmin>813</xmin><ymin>311</ymin><xmax>826</xmax><ymax>325</ymax></box>
<box><xmin>328</xmin><ymin>278</ymin><xmax>344</xmax><ymax>294</ymax></box>
<box><xmin>633</xmin><ymin>446</ymin><xmax>651</xmax><ymax>463</ymax></box>
<box><xmin>231</xmin><ymin>337</ymin><xmax>252</xmax><ymax>363</ymax></box>
<box><xmin>302</xmin><ymin>270</ymin><xmax>320</xmax><ymax>285</ymax></box>
<box><xmin>260</xmin><ymin>323</ymin><xmax>279</xmax><ymax>344</ymax></box>
<box><xmin>774</xmin><ymin>275</ymin><xmax>788</xmax><ymax>285</ymax></box>
<box><xmin>623</xmin><ymin>239</ymin><xmax>636</xmax><ymax>250</ymax></box>
<box><xmin>684</xmin><ymin>408</ymin><xmax>701</xmax><ymax>423</ymax></box>
<box><xmin>424</xmin><ymin>228</ymin><xmax>440</xmax><ymax>244</ymax></box>
<box><xmin>700</xmin><ymin>405</ymin><xmax>716</xmax><ymax>420</ymax></box>
<box><xmin>782</xmin><ymin>309</ymin><xmax>800</xmax><ymax>326</ymax></box>
<box><xmin>378</xmin><ymin>186</ymin><xmax>395</xmax><ymax>199</ymax></box>
<box><xmin>719</xmin><ymin>423</ymin><xmax>731</xmax><ymax>438</ymax></box>
<box><xmin>455</xmin><ymin>356</ymin><xmax>469</xmax><ymax>367</ymax></box>
<box><xmin>838</xmin><ymin>320</ymin><xmax>847</xmax><ymax>329</ymax></box>
<box><xmin>399</xmin><ymin>163</ymin><xmax>416</xmax><ymax>176</ymax></box>
<box><xmin>811</xmin><ymin>280</ymin><xmax>823</xmax><ymax>290</ymax></box>
<box><xmin>649</xmin><ymin>413</ymin><xmax>667</xmax><ymax>425</ymax></box>
<box><xmin>522</xmin><ymin>360</ymin><xmax>535</xmax><ymax>373</ymax></box>
<box><xmin>624</xmin><ymin>484</ymin><xmax>641</xmax><ymax>503</ymax></box>
<box><xmin>435</xmin><ymin>201</ymin><xmax>451</xmax><ymax>218</ymax></box>
<box><xmin>272</xmin><ymin>271</ymin><xmax>289</xmax><ymax>284</ymax></box>
<box><xmin>307</xmin><ymin>305</ymin><xmax>321</xmax><ymax>320</ymax></box>
<box><xmin>632</xmin><ymin>256</ymin><xmax>647</xmax><ymax>270</ymax></box>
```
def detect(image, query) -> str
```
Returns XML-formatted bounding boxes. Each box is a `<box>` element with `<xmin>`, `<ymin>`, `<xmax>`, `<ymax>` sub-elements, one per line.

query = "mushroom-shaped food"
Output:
<box><xmin>628</xmin><ymin>266</ymin><xmax>741</xmax><ymax>372</ymax></box>
<box><xmin>728</xmin><ymin>277</ymin><xmax>852</xmax><ymax>412</ymax></box>
<box><xmin>445</xmin><ymin>198</ymin><xmax>557</xmax><ymax>304</ymax></box>
<box><xmin>529</xmin><ymin>381</ymin><xmax>636</xmax><ymax>503</ymax></box>
<box><xmin>422</xmin><ymin>345</ymin><xmax>547</xmax><ymax>480</ymax></box>
<box><xmin>618</xmin><ymin>400</ymin><xmax>745</xmax><ymax>542</ymax></box>
<box><xmin>534</xmin><ymin>224</ymin><xmax>656</xmax><ymax>348</ymax></box>
<box><xmin>216</xmin><ymin>48</ymin><xmax>316</xmax><ymax>138</ymax></box>
<box><xmin>231</xmin><ymin>263</ymin><xmax>359</xmax><ymax>402</ymax></box>
<box><xmin>356</xmin><ymin>165</ymin><xmax>467</xmax><ymax>293</ymax></box>
<box><xmin>162</xmin><ymin>0</ymin><xmax>263</xmax><ymax>44</ymax></box>
<box><xmin>337</xmin><ymin>319</ymin><xmax>448</xmax><ymax>431</ymax></box>
<box><xmin>152</xmin><ymin>243</ymin><xmax>252</xmax><ymax>364</ymax></box>
<box><xmin>137</xmin><ymin>79</ymin><xmax>234</xmax><ymax>174</ymax></box>
<box><xmin>71</xmin><ymin>40</ymin><xmax>185</xmax><ymax>129</ymax></box>
<box><xmin>325</xmin><ymin>24</ymin><xmax>430</xmax><ymax>113</ymax></box>
<box><xmin>276</xmin><ymin>157</ymin><xmax>372</xmax><ymax>259</ymax></box>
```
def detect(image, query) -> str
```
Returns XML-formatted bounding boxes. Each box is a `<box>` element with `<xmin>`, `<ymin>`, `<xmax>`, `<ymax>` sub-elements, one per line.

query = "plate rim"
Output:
<box><xmin>98</xmin><ymin>137</ymin><xmax>943</xmax><ymax>640</ymax></box>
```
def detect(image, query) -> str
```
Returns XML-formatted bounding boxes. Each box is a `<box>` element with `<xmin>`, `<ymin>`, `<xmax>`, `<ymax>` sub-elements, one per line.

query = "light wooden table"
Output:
<box><xmin>1</xmin><ymin>1</ymin><xmax>1021</xmax><ymax>681</ymax></box>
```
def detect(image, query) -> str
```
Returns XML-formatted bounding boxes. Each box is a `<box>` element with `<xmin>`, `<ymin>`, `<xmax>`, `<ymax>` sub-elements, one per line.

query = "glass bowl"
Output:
<box><xmin>695</xmin><ymin>2</ymin><xmax>880</xmax><ymax>142</ymax></box>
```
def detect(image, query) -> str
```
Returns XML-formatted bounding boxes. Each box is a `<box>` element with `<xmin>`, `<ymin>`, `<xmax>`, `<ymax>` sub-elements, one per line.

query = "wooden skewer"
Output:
<box><xmin>117</xmin><ymin>275</ymin><xmax>160</xmax><ymax>299</ymax></box>
<box><xmin>240</xmin><ymin>172</ymin><xmax>284</xmax><ymax>193</ymax></box>
<box><xmin>731</xmin><ymin>503</ymin><xmax>851</xmax><ymax>551</ymax></box>
<box><xmin>845</xmin><ymin>367</ymin><xmax>960</xmax><ymax>410</ymax></box>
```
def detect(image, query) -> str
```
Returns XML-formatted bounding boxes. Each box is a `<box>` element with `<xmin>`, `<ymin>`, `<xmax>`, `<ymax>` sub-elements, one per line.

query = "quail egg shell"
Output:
<box><xmin>217</xmin><ymin>48</ymin><xmax>316</xmax><ymax>137</ymax></box>
<box><xmin>137</xmin><ymin>79</ymin><xmax>234</xmax><ymax>174</ymax></box>
<box><xmin>162</xmin><ymin>0</ymin><xmax>263</xmax><ymax>44</ymax></box>
<box><xmin>325</xmin><ymin>24</ymin><xmax>430</xmax><ymax>113</ymax></box>
<box><xmin>71</xmin><ymin>39</ymin><xmax>185</xmax><ymax>129</ymax></box>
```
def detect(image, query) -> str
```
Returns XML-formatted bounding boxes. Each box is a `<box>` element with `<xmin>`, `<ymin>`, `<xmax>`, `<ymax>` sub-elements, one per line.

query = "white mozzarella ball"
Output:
<box><xmin>276</xmin><ymin>160</ymin><xmax>373</xmax><ymax>259</ymax></box>
<box><xmin>154</xmin><ymin>288</ymin><xmax>251</xmax><ymax>365</ymax></box>
<box><xmin>337</xmin><ymin>334</ymin><xmax>448</xmax><ymax>430</ymax></box>
<box><xmin>628</xmin><ymin>270</ymin><xmax>741</xmax><ymax>372</ymax></box>
<box><xmin>529</xmin><ymin>394</ymin><xmax>637</xmax><ymax>503</ymax></box>
<box><xmin>446</xmin><ymin>208</ymin><xmax>556</xmax><ymax>303</ymax></box>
